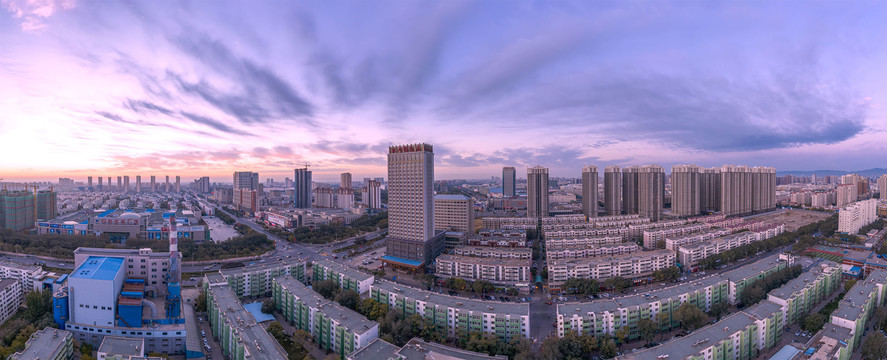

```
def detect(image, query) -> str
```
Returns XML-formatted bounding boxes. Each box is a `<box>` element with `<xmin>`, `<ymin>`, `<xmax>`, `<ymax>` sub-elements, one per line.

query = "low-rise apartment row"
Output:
<box><xmin>466</xmin><ymin>230</ymin><xmax>528</xmax><ymax>247</ymax></box>
<box><xmin>434</xmin><ymin>255</ymin><xmax>532</xmax><ymax>293</ymax></box>
<box><xmin>544</xmin><ymin>235</ymin><xmax>623</xmax><ymax>248</ymax></box>
<box><xmin>312</xmin><ymin>260</ymin><xmax>375</xmax><ymax>294</ymax></box>
<box><xmin>828</xmin><ymin>269</ymin><xmax>887</xmax><ymax>353</ymax></box>
<box><xmin>547</xmin><ymin>250</ymin><xmax>676</xmax><ymax>286</ymax></box>
<box><xmin>556</xmin><ymin>253</ymin><xmax>795</xmax><ymax>341</ymax></box>
<box><xmin>273</xmin><ymin>275</ymin><xmax>379</xmax><ymax>359</ymax></box>
<box><xmin>452</xmin><ymin>246</ymin><xmax>532</xmax><ymax>259</ymax></box>
<box><xmin>545</xmin><ymin>243</ymin><xmax>640</xmax><ymax>261</ymax></box>
<box><xmin>203</xmin><ymin>273</ymin><xmax>289</xmax><ymax>360</ymax></box>
<box><xmin>368</xmin><ymin>279</ymin><xmax>530</xmax><ymax>341</ymax></box>
<box><xmin>643</xmin><ymin>223</ymin><xmax>714</xmax><ymax>249</ymax></box>
<box><xmin>348</xmin><ymin>337</ymin><xmax>507</xmax><ymax>360</ymax></box>
<box><xmin>766</xmin><ymin>261</ymin><xmax>841</xmax><ymax>325</ymax></box>
<box><xmin>662</xmin><ymin>228</ymin><xmax>731</xmax><ymax>250</ymax></box>
<box><xmin>219</xmin><ymin>259</ymin><xmax>306</xmax><ymax>298</ymax></box>
<box><xmin>677</xmin><ymin>224</ymin><xmax>786</xmax><ymax>266</ymax></box>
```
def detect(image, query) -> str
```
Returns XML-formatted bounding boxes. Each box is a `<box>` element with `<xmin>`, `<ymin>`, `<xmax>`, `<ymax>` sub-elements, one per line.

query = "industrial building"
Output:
<box><xmin>38</xmin><ymin>209</ymin><xmax>208</xmax><ymax>243</ymax></box>
<box><xmin>273</xmin><ymin>275</ymin><xmax>379</xmax><ymax>358</ymax></box>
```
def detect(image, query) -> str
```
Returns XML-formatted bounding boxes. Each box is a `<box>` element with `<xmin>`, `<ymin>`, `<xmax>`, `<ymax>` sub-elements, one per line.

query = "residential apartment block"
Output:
<box><xmin>369</xmin><ymin>279</ymin><xmax>530</xmax><ymax>341</ymax></box>
<box><xmin>9</xmin><ymin>328</ymin><xmax>73</xmax><ymax>360</ymax></box>
<box><xmin>546</xmin><ymin>243</ymin><xmax>640</xmax><ymax>261</ymax></box>
<box><xmin>837</xmin><ymin>198</ymin><xmax>878</xmax><ymax>234</ymax></box>
<box><xmin>664</xmin><ymin>228</ymin><xmax>732</xmax><ymax>251</ymax></box>
<box><xmin>547</xmin><ymin>250</ymin><xmax>676</xmax><ymax>285</ymax></box>
<box><xmin>312</xmin><ymin>260</ymin><xmax>375</xmax><ymax>295</ymax></box>
<box><xmin>767</xmin><ymin>261</ymin><xmax>841</xmax><ymax>325</ymax></box>
<box><xmin>829</xmin><ymin>269</ymin><xmax>887</xmax><ymax>351</ymax></box>
<box><xmin>0</xmin><ymin>279</ymin><xmax>22</xmax><ymax>326</ymax></box>
<box><xmin>219</xmin><ymin>259</ymin><xmax>306</xmax><ymax>298</ymax></box>
<box><xmin>434</xmin><ymin>255</ymin><xmax>531</xmax><ymax>292</ymax></box>
<box><xmin>677</xmin><ymin>224</ymin><xmax>786</xmax><ymax>266</ymax></box>
<box><xmin>544</xmin><ymin>235</ymin><xmax>623</xmax><ymax>248</ymax></box>
<box><xmin>452</xmin><ymin>246</ymin><xmax>531</xmax><ymax>259</ymax></box>
<box><xmin>433</xmin><ymin>195</ymin><xmax>474</xmax><ymax>233</ymax></box>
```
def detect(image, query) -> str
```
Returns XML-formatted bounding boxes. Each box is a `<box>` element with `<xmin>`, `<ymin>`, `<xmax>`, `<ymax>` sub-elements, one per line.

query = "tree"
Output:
<box><xmin>639</xmin><ymin>318</ymin><xmax>657</xmax><ymax>343</ymax></box>
<box><xmin>261</xmin><ymin>299</ymin><xmax>276</xmax><ymax>314</ymax></box>
<box><xmin>803</xmin><ymin>313</ymin><xmax>827</xmax><ymax>333</ymax></box>
<box><xmin>563</xmin><ymin>278</ymin><xmax>599</xmax><ymax>296</ymax></box>
<box><xmin>709</xmin><ymin>301</ymin><xmax>729</xmax><ymax>321</ymax></box>
<box><xmin>844</xmin><ymin>279</ymin><xmax>858</xmax><ymax>293</ymax></box>
<box><xmin>874</xmin><ymin>307</ymin><xmax>887</xmax><ymax>331</ymax></box>
<box><xmin>421</xmin><ymin>274</ymin><xmax>436</xmax><ymax>288</ymax></box>
<box><xmin>603</xmin><ymin>276</ymin><xmax>632</xmax><ymax>292</ymax></box>
<box><xmin>357</xmin><ymin>298</ymin><xmax>389</xmax><ymax>321</ymax></box>
<box><xmin>614</xmin><ymin>327</ymin><xmax>629</xmax><ymax>349</ymax></box>
<box><xmin>539</xmin><ymin>337</ymin><xmax>562</xmax><ymax>360</ymax></box>
<box><xmin>445</xmin><ymin>277</ymin><xmax>467</xmax><ymax>291</ymax></box>
<box><xmin>314</xmin><ymin>279</ymin><xmax>341</xmax><ymax>299</ymax></box>
<box><xmin>556</xmin><ymin>334</ymin><xmax>584</xmax><ymax>360</ymax></box>
<box><xmin>334</xmin><ymin>290</ymin><xmax>360</xmax><ymax>310</ymax></box>
<box><xmin>655</xmin><ymin>311</ymin><xmax>672</xmax><ymax>337</ymax></box>
<box><xmin>195</xmin><ymin>289</ymin><xmax>207</xmax><ymax>312</ymax></box>
<box><xmin>472</xmin><ymin>280</ymin><xmax>495</xmax><ymax>295</ymax></box>
<box><xmin>600</xmin><ymin>339</ymin><xmax>618</xmax><ymax>359</ymax></box>
<box><xmin>675</xmin><ymin>302</ymin><xmax>707</xmax><ymax>331</ymax></box>
<box><xmin>23</xmin><ymin>290</ymin><xmax>52</xmax><ymax>322</ymax></box>
<box><xmin>862</xmin><ymin>333</ymin><xmax>887</xmax><ymax>360</ymax></box>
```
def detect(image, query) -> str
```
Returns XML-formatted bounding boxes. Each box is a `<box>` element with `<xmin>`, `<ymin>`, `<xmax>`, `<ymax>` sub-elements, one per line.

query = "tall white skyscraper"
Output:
<box><xmin>582</xmin><ymin>165</ymin><xmax>598</xmax><ymax>218</ymax></box>
<box><xmin>527</xmin><ymin>166</ymin><xmax>549</xmax><ymax>219</ymax></box>
<box><xmin>385</xmin><ymin>143</ymin><xmax>442</xmax><ymax>267</ymax></box>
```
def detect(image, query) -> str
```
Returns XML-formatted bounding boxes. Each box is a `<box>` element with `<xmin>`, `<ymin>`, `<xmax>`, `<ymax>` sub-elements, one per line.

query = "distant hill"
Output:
<box><xmin>777</xmin><ymin>168</ymin><xmax>887</xmax><ymax>178</ymax></box>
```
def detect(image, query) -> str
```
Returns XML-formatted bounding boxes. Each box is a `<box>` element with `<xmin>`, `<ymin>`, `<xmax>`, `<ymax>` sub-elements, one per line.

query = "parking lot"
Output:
<box><xmin>348</xmin><ymin>247</ymin><xmax>386</xmax><ymax>270</ymax></box>
<box><xmin>204</xmin><ymin>216</ymin><xmax>239</xmax><ymax>243</ymax></box>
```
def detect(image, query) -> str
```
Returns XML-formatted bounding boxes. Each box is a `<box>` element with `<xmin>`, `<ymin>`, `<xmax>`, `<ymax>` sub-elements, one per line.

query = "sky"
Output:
<box><xmin>2</xmin><ymin>0</ymin><xmax>887</xmax><ymax>183</ymax></box>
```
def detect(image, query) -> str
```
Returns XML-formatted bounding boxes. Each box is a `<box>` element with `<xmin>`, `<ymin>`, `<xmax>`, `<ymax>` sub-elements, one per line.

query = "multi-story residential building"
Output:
<box><xmin>502</xmin><ymin>167</ymin><xmax>516</xmax><ymax>198</ymax></box>
<box><xmin>349</xmin><ymin>337</ymin><xmax>507</xmax><ymax>360</ymax></box>
<box><xmin>341</xmin><ymin>172</ymin><xmax>352</xmax><ymax>190</ymax></box>
<box><xmin>452</xmin><ymin>246</ymin><xmax>531</xmax><ymax>259</ymax></box>
<box><xmin>807</xmin><ymin>323</ymin><xmax>853</xmax><ymax>360</ymax></box>
<box><xmin>435</xmin><ymin>255</ymin><xmax>531</xmax><ymax>292</ymax></box>
<box><xmin>720</xmin><ymin>165</ymin><xmax>776</xmax><ymax>216</ymax></box>
<box><xmin>203</xmin><ymin>273</ymin><xmax>288</xmax><ymax>360</ymax></box>
<box><xmin>369</xmin><ymin>279</ymin><xmax>530</xmax><ymax>340</ymax></box>
<box><xmin>527</xmin><ymin>166</ymin><xmax>549</xmax><ymax>219</ymax></box>
<box><xmin>582</xmin><ymin>165</ymin><xmax>599</xmax><ymax>218</ymax></box>
<box><xmin>604</xmin><ymin>166</ymin><xmax>622</xmax><ymax>216</ymax></box>
<box><xmin>557</xmin><ymin>254</ymin><xmax>794</xmax><ymax>341</ymax></box>
<box><xmin>8</xmin><ymin>328</ymin><xmax>73</xmax><ymax>360</ymax></box>
<box><xmin>362</xmin><ymin>180</ymin><xmax>382</xmax><ymax>210</ymax></box>
<box><xmin>0</xmin><ymin>279</ymin><xmax>22</xmax><ymax>325</ymax></box>
<box><xmin>672</xmin><ymin>164</ymin><xmax>701</xmax><ymax>217</ymax></box>
<box><xmin>433</xmin><ymin>195</ymin><xmax>474</xmax><ymax>233</ymax></box>
<box><xmin>385</xmin><ymin>144</ymin><xmax>443</xmax><ymax>268</ymax></box>
<box><xmin>700</xmin><ymin>167</ymin><xmax>721</xmax><ymax>213</ymax></box>
<box><xmin>829</xmin><ymin>269</ymin><xmax>887</xmax><ymax>351</ymax></box>
<box><xmin>811</xmin><ymin>191</ymin><xmax>833</xmax><ymax>208</ymax></box>
<box><xmin>466</xmin><ymin>230</ymin><xmax>527</xmax><ymax>247</ymax></box>
<box><xmin>838</xmin><ymin>198</ymin><xmax>878</xmax><ymax>234</ymax></box>
<box><xmin>197</xmin><ymin>176</ymin><xmax>210</xmax><ymax>193</ymax></box>
<box><xmin>273</xmin><ymin>275</ymin><xmax>379</xmax><ymax>358</ymax></box>
<box><xmin>548</xmin><ymin>250</ymin><xmax>675</xmax><ymax>284</ymax></box>
<box><xmin>622</xmin><ymin>166</ymin><xmax>639</xmax><ymax>215</ymax></box>
<box><xmin>233</xmin><ymin>171</ymin><xmax>259</xmax><ymax>191</ymax></box>
<box><xmin>336</xmin><ymin>188</ymin><xmax>354</xmax><ymax>210</ymax></box>
<box><xmin>743</xmin><ymin>300</ymin><xmax>785</xmax><ymax>351</ymax></box>
<box><xmin>642</xmin><ymin>223</ymin><xmax>712</xmax><ymax>249</ymax></box>
<box><xmin>219</xmin><ymin>259</ymin><xmax>306</xmax><ymax>298</ymax></box>
<box><xmin>664</xmin><ymin>228</ymin><xmax>732</xmax><ymax>251</ymax></box>
<box><xmin>879</xmin><ymin>174</ymin><xmax>887</xmax><ymax>201</ymax></box>
<box><xmin>546</xmin><ymin>243</ymin><xmax>639</xmax><ymax>260</ymax></box>
<box><xmin>149</xmin><ymin>176</ymin><xmax>155</xmax><ymax>193</ymax></box>
<box><xmin>767</xmin><ymin>261</ymin><xmax>840</xmax><ymax>325</ymax></box>
<box><xmin>545</xmin><ymin>235</ymin><xmax>623</xmax><ymax>248</ymax></box>
<box><xmin>678</xmin><ymin>224</ymin><xmax>786</xmax><ymax>267</ymax></box>
<box><xmin>0</xmin><ymin>190</ymin><xmax>36</xmax><ymax>231</ymax></box>
<box><xmin>836</xmin><ymin>183</ymin><xmax>856</xmax><ymax>208</ymax></box>
<box><xmin>618</xmin><ymin>311</ymin><xmax>766</xmax><ymax>360</ymax></box>
<box><xmin>232</xmin><ymin>188</ymin><xmax>257</xmax><ymax>215</ymax></box>
<box><xmin>97</xmin><ymin>336</ymin><xmax>160</xmax><ymax>360</ymax></box>
<box><xmin>637</xmin><ymin>165</ymin><xmax>665</xmax><ymax>221</ymax></box>
<box><xmin>627</xmin><ymin>219</ymin><xmax>690</xmax><ymax>240</ymax></box>
<box><xmin>0</xmin><ymin>260</ymin><xmax>46</xmax><ymax>298</ymax></box>
<box><xmin>312</xmin><ymin>260</ymin><xmax>374</xmax><ymax>294</ymax></box>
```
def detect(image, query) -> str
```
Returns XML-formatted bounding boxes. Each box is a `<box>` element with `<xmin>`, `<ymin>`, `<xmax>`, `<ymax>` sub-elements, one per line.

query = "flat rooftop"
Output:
<box><xmin>71</xmin><ymin>256</ymin><xmax>123</xmax><ymax>280</ymax></box>
<box><xmin>0</xmin><ymin>260</ymin><xmax>41</xmax><ymax>272</ymax></box>
<box><xmin>434</xmin><ymin>194</ymin><xmax>470</xmax><ymax>201</ymax></box>
<box><xmin>453</xmin><ymin>245</ymin><xmax>532</xmax><ymax>254</ymax></box>
<box><xmin>549</xmin><ymin>249</ymin><xmax>673</xmax><ymax>267</ymax></box>
<box><xmin>347</xmin><ymin>338</ymin><xmax>400</xmax><ymax>360</ymax></box>
<box><xmin>833</xmin><ymin>280</ymin><xmax>879</xmax><ymax>321</ymax></box>
<box><xmin>741</xmin><ymin>300</ymin><xmax>783</xmax><ymax>320</ymax></box>
<box><xmin>372</xmin><ymin>279</ymin><xmax>529</xmax><ymax>317</ymax></box>
<box><xmin>275</xmin><ymin>275</ymin><xmax>377</xmax><ymax>334</ymax></box>
<box><xmin>9</xmin><ymin>329</ymin><xmax>71</xmax><ymax>360</ymax></box>
<box><xmin>395</xmin><ymin>338</ymin><xmax>508</xmax><ymax>360</ymax></box>
<box><xmin>206</xmin><ymin>278</ymin><xmax>287</xmax><ymax>360</ymax></box>
<box><xmin>99</xmin><ymin>336</ymin><xmax>144</xmax><ymax>357</ymax></box>
<box><xmin>621</xmin><ymin>312</ymin><xmax>757</xmax><ymax>360</ymax></box>
<box><xmin>314</xmin><ymin>260</ymin><xmax>373</xmax><ymax>282</ymax></box>
<box><xmin>0</xmin><ymin>279</ymin><xmax>18</xmax><ymax>292</ymax></box>
<box><xmin>768</xmin><ymin>269</ymin><xmax>828</xmax><ymax>300</ymax></box>
<box><xmin>219</xmin><ymin>259</ymin><xmax>304</xmax><ymax>277</ymax></box>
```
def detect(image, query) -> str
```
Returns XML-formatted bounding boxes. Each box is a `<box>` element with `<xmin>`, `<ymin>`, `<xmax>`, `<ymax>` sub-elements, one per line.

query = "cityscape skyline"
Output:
<box><xmin>3</xmin><ymin>1</ymin><xmax>887</xmax><ymax>181</ymax></box>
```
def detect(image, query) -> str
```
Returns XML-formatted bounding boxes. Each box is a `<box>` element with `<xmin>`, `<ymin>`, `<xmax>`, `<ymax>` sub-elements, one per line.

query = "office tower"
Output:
<box><xmin>365</xmin><ymin>180</ymin><xmax>381</xmax><ymax>209</ymax></box>
<box><xmin>233</xmin><ymin>171</ymin><xmax>259</xmax><ymax>190</ymax></box>
<box><xmin>175</xmin><ymin>176</ymin><xmax>181</xmax><ymax>192</ymax></box>
<box><xmin>198</xmin><ymin>177</ymin><xmax>210</xmax><ymax>193</ymax></box>
<box><xmin>88</xmin><ymin>176</ymin><xmax>93</xmax><ymax>190</ymax></box>
<box><xmin>503</xmin><ymin>167</ymin><xmax>516</xmax><ymax>197</ymax></box>
<box><xmin>98</xmin><ymin>177</ymin><xmax>103</xmax><ymax>190</ymax></box>
<box><xmin>117</xmin><ymin>176</ymin><xmax>122</xmax><ymax>192</ymax></box>
<box><xmin>150</xmin><ymin>176</ymin><xmax>156</xmax><ymax>192</ymax></box>
<box><xmin>604</xmin><ymin>166</ymin><xmax>622</xmax><ymax>216</ymax></box>
<box><xmin>434</xmin><ymin>194</ymin><xmax>474</xmax><ymax>233</ymax></box>
<box><xmin>622</xmin><ymin>166</ymin><xmax>639</xmax><ymax>214</ymax></box>
<box><xmin>165</xmin><ymin>176</ymin><xmax>170</xmax><ymax>192</ymax></box>
<box><xmin>294</xmin><ymin>167</ymin><xmax>312</xmax><ymax>208</ymax></box>
<box><xmin>527</xmin><ymin>166</ymin><xmax>549</xmax><ymax>219</ymax></box>
<box><xmin>386</xmin><ymin>144</ymin><xmax>441</xmax><ymax>267</ymax></box>
<box><xmin>582</xmin><ymin>166</ymin><xmax>598</xmax><ymax>218</ymax></box>
<box><xmin>638</xmin><ymin>165</ymin><xmax>665</xmax><ymax>221</ymax></box>
<box><xmin>700</xmin><ymin>167</ymin><xmax>721</xmax><ymax>212</ymax></box>
<box><xmin>136</xmin><ymin>176</ymin><xmax>141</xmax><ymax>193</ymax></box>
<box><xmin>671</xmin><ymin>164</ymin><xmax>701</xmax><ymax>217</ymax></box>
<box><xmin>340</xmin><ymin>172</ymin><xmax>352</xmax><ymax>190</ymax></box>
<box><xmin>879</xmin><ymin>175</ymin><xmax>887</xmax><ymax>201</ymax></box>
<box><xmin>336</xmin><ymin>188</ymin><xmax>354</xmax><ymax>210</ymax></box>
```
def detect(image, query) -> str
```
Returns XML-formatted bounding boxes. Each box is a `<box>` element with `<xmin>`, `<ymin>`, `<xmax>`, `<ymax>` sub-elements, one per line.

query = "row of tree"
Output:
<box><xmin>737</xmin><ymin>264</ymin><xmax>803</xmax><ymax>307</ymax></box>
<box><xmin>0</xmin><ymin>290</ymin><xmax>56</xmax><ymax>359</ymax></box>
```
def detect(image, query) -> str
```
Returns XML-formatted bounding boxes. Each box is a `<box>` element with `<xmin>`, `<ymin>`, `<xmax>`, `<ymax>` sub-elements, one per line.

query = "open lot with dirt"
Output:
<box><xmin>750</xmin><ymin>208</ymin><xmax>832</xmax><ymax>232</ymax></box>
